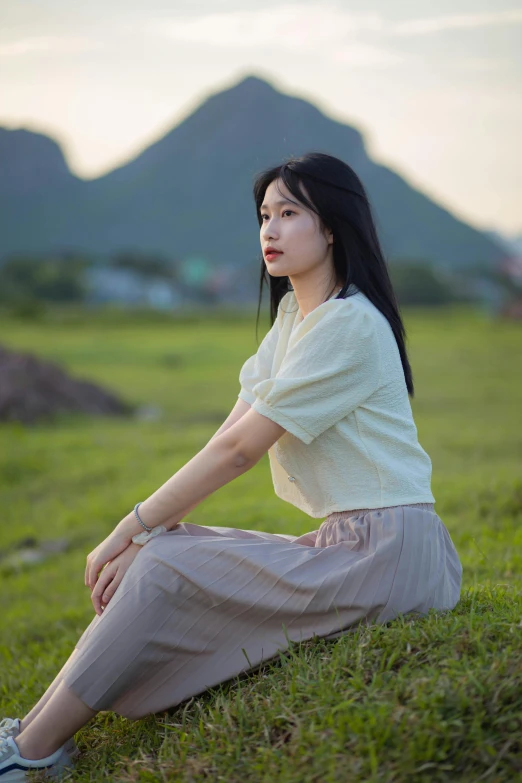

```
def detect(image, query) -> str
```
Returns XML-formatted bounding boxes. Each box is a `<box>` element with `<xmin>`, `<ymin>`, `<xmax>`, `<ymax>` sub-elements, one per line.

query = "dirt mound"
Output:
<box><xmin>0</xmin><ymin>343</ymin><xmax>134</xmax><ymax>424</ymax></box>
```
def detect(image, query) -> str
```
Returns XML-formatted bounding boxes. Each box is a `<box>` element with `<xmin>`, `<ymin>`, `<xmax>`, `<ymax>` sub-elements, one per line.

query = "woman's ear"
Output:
<box><xmin>317</xmin><ymin>214</ymin><xmax>333</xmax><ymax>245</ymax></box>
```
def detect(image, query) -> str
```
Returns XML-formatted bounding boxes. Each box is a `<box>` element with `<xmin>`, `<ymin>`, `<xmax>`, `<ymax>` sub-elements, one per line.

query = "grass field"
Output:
<box><xmin>1</xmin><ymin>304</ymin><xmax>521</xmax><ymax>782</ymax></box>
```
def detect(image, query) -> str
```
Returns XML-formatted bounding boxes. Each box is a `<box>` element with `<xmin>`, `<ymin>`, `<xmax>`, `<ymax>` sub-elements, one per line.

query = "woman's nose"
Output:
<box><xmin>261</xmin><ymin>220</ymin><xmax>279</xmax><ymax>240</ymax></box>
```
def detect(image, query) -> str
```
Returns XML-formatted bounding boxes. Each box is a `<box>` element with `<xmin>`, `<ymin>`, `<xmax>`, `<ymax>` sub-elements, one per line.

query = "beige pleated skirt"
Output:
<box><xmin>61</xmin><ymin>502</ymin><xmax>462</xmax><ymax>720</ymax></box>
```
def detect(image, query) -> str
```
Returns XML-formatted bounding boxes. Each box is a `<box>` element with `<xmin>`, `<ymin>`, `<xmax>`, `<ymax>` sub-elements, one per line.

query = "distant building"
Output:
<box><xmin>499</xmin><ymin>255</ymin><xmax>522</xmax><ymax>284</ymax></box>
<box><xmin>84</xmin><ymin>267</ymin><xmax>183</xmax><ymax>309</ymax></box>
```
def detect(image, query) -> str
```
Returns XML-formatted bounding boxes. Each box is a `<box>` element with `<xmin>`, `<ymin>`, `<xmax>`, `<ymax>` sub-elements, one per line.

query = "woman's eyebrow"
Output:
<box><xmin>260</xmin><ymin>198</ymin><xmax>300</xmax><ymax>210</ymax></box>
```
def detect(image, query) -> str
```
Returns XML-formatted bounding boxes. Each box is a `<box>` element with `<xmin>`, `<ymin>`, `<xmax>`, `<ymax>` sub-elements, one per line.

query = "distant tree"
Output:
<box><xmin>389</xmin><ymin>260</ymin><xmax>456</xmax><ymax>306</ymax></box>
<box><xmin>109</xmin><ymin>251</ymin><xmax>180</xmax><ymax>281</ymax></box>
<box><xmin>0</xmin><ymin>254</ymin><xmax>89</xmax><ymax>304</ymax></box>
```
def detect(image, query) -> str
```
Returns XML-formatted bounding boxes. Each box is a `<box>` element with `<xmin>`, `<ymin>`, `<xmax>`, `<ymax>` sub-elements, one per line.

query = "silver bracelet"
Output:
<box><xmin>134</xmin><ymin>501</ymin><xmax>153</xmax><ymax>532</ymax></box>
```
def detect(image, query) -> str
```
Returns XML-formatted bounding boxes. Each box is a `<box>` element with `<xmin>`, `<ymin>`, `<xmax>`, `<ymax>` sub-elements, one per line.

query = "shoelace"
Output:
<box><xmin>0</xmin><ymin>734</ymin><xmax>14</xmax><ymax>760</ymax></box>
<box><xmin>0</xmin><ymin>718</ymin><xmax>18</xmax><ymax>740</ymax></box>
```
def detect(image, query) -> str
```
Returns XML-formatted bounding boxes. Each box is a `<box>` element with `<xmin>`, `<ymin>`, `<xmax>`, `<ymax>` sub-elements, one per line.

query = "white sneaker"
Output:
<box><xmin>0</xmin><ymin>720</ymin><xmax>79</xmax><ymax>760</ymax></box>
<box><xmin>0</xmin><ymin>734</ymin><xmax>74</xmax><ymax>781</ymax></box>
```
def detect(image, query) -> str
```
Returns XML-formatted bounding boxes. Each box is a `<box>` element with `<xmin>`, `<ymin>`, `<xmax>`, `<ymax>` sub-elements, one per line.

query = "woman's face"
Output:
<box><xmin>259</xmin><ymin>178</ymin><xmax>333</xmax><ymax>281</ymax></box>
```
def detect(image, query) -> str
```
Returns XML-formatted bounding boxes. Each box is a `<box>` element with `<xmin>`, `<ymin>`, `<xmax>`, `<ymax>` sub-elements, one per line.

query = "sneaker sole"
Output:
<box><xmin>43</xmin><ymin>749</ymin><xmax>77</xmax><ymax>781</ymax></box>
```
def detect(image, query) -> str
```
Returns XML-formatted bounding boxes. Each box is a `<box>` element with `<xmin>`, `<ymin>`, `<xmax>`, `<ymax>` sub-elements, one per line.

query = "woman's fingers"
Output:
<box><xmin>86</xmin><ymin>559</ymin><xmax>97</xmax><ymax>591</ymax></box>
<box><xmin>86</xmin><ymin>552</ymin><xmax>107</xmax><ymax>592</ymax></box>
<box><xmin>84</xmin><ymin>532</ymin><xmax>132</xmax><ymax>590</ymax></box>
<box><xmin>100</xmin><ymin>570</ymin><xmax>122</xmax><ymax>610</ymax></box>
<box><xmin>91</xmin><ymin>564</ymin><xmax>116</xmax><ymax>615</ymax></box>
<box><xmin>85</xmin><ymin>552</ymin><xmax>92</xmax><ymax>587</ymax></box>
<box><xmin>85</xmin><ymin>550</ymin><xmax>100</xmax><ymax>590</ymax></box>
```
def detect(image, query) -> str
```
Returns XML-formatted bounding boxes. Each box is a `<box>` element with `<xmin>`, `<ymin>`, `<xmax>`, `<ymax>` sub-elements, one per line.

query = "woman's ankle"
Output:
<box><xmin>14</xmin><ymin>731</ymin><xmax>61</xmax><ymax>761</ymax></box>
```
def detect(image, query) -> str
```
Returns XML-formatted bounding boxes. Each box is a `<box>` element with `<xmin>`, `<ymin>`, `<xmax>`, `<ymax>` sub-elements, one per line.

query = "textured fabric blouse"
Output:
<box><xmin>237</xmin><ymin>283</ymin><xmax>436</xmax><ymax>518</ymax></box>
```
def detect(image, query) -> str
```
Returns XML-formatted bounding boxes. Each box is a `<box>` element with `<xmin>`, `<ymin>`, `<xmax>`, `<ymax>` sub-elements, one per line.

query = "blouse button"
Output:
<box><xmin>288</xmin><ymin>476</ymin><xmax>296</xmax><ymax>482</ymax></box>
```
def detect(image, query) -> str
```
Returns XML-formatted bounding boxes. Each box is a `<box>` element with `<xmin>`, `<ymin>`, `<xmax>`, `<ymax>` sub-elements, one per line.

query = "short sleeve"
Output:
<box><xmin>238</xmin><ymin>317</ymin><xmax>280</xmax><ymax>405</ymax></box>
<box><xmin>250</xmin><ymin>301</ymin><xmax>382</xmax><ymax>444</ymax></box>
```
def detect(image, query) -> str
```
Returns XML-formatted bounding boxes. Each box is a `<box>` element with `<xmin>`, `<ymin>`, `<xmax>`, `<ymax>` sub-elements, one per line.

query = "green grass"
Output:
<box><xmin>1</xmin><ymin>304</ymin><xmax>521</xmax><ymax>782</ymax></box>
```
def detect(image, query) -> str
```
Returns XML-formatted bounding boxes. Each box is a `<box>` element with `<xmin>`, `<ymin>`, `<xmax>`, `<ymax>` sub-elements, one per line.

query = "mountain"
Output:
<box><xmin>485</xmin><ymin>230</ymin><xmax>522</xmax><ymax>256</ymax></box>
<box><xmin>0</xmin><ymin>128</ymin><xmax>84</xmax><ymax>254</ymax></box>
<box><xmin>0</xmin><ymin>127</ymin><xmax>81</xmax><ymax>197</ymax></box>
<box><xmin>0</xmin><ymin>74</ymin><xmax>506</xmax><ymax>269</ymax></box>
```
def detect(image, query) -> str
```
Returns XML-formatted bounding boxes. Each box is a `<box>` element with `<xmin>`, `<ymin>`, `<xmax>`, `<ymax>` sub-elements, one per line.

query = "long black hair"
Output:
<box><xmin>252</xmin><ymin>151</ymin><xmax>414</xmax><ymax>396</ymax></box>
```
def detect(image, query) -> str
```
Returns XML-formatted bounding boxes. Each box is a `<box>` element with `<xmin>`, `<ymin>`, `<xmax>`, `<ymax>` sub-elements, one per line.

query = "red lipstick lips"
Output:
<box><xmin>264</xmin><ymin>246</ymin><xmax>283</xmax><ymax>261</ymax></box>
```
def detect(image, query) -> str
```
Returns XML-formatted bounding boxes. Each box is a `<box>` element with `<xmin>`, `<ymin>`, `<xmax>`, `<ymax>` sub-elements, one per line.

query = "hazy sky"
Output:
<box><xmin>1</xmin><ymin>0</ymin><xmax>521</xmax><ymax>235</ymax></box>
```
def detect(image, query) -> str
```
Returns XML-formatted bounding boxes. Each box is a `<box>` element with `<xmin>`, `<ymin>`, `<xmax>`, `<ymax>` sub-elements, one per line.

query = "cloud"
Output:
<box><xmin>4</xmin><ymin>6</ymin><xmax>520</xmax><ymax>65</ymax></box>
<box><xmin>390</xmin><ymin>9</ymin><xmax>522</xmax><ymax>36</ymax></box>
<box><xmin>329</xmin><ymin>44</ymin><xmax>404</xmax><ymax>67</ymax></box>
<box><xmin>0</xmin><ymin>36</ymin><xmax>101</xmax><ymax>58</ymax></box>
<box><xmin>149</xmin><ymin>5</ymin><xmax>403</xmax><ymax>67</ymax></box>
<box><xmin>459</xmin><ymin>57</ymin><xmax>512</xmax><ymax>72</ymax></box>
<box><xmin>146</xmin><ymin>4</ymin><xmax>522</xmax><ymax>65</ymax></box>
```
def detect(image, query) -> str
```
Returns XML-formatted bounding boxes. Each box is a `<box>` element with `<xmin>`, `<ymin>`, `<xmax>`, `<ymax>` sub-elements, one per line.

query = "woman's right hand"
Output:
<box><xmin>90</xmin><ymin>542</ymin><xmax>143</xmax><ymax>616</ymax></box>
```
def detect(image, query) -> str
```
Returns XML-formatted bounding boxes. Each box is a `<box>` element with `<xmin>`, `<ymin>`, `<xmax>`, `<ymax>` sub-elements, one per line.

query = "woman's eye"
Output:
<box><xmin>260</xmin><ymin>210</ymin><xmax>294</xmax><ymax>221</ymax></box>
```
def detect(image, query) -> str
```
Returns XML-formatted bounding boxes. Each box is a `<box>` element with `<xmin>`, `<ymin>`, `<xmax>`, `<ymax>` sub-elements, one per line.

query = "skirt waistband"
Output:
<box><xmin>325</xmin><ymin>502</ymin><xmax>435</xmax><ymax>523</ymax></box>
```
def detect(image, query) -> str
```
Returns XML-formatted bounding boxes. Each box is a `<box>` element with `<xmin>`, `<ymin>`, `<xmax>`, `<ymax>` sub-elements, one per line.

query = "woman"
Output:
<box><xmin>0</xmin><ymin>151</ymin><xmax>463</xmax><ymax>780</ymax></box>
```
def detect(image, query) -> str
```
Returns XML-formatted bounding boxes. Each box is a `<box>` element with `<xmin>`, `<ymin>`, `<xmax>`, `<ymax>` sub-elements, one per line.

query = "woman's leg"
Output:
<box><xmin>19</xmin><ymin>648</ymin><xmax>82</xmax><ymax>731</ymax></box>
<box><xmin>13</xmin><ymin>648</ymin><xmax>96</xmax><ymax>760</ymax></box>
<box><xmin>15</xmin><ymin>679</ymin><xmax>97</xmax><ymax>760</ymax></box>
<box><xmin>15</xmin><ymin>522</ymin><xmax>319</xmax><ymax>749</ymax></box>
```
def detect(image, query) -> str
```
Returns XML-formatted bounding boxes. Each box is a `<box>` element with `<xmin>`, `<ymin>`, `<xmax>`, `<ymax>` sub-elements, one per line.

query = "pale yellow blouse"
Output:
<box><xmin>238</xmin><ymin>284</ymin><xmax>435</xmax><ymax>518</ymax></box>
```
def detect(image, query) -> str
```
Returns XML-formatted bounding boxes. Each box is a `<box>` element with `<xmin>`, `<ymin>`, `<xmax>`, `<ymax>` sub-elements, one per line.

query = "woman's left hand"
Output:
<box><xmin>90</xmin><ymin>542</ymin><xmax>142</xmax><ymax>615</ymax></box>
<box><xmin>85</xmin><ymin>529</ymin><xmax>132</xmax><ymax>591</ymax></box>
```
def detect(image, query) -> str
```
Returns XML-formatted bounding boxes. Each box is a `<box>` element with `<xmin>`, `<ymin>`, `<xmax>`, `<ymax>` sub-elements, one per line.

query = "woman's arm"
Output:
<box><xmin>209</xmin><ymin>398</ymin><xmax>253</xmax><ymax>441</ymax></box>
<box><xmin>160</xmin><ymin>398</ymin><xmax>253</xmax><ymax>526</ymax></box>
<box><xmin>115</xmin><ymin>399</ymin><xmax>285</xmax><ymax>540</ymax></box>
<box><xmin>85</xmin><ymin>401</ymin><xmax>286</xmax><ymax>588</ymax></box>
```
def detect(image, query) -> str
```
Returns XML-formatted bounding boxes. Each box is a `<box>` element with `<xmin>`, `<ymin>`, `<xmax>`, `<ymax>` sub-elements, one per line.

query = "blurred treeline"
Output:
<box><xmin>0</xmin><ymin>251</ymin><xmax>516</xmax><ymax>317</ymax></box>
